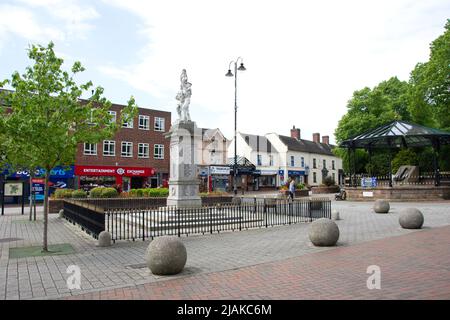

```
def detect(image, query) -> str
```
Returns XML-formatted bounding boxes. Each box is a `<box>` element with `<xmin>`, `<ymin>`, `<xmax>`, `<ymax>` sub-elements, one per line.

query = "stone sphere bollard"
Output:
<box><xmin>58</xmin><ymin>209</ymin><xmax>64</xmax><ymax>218</ymax></box>
<box><xmin>309</xmin><ymin>218</ymin><xmax>340</xmax><ymax>246</ymax></box>
<box><xmin>399</xmin><ymin>208</ymin><xmax>424</xmax><ymax>229</ymax></box>
<box><xmin>146</xmin><ymin>236</ymin><xmax>187</xmax><ymax>275</ymax></box>
<box><xmin>331</xmin><ymin>209</ymin><xmax>340</xmax><ymax>220</ymax></box>
<box><xmin>97</xmin><ymin>231</ymin><xmax>112</xmax><ymax>247</ymax></box>
<box><xmin>373</xmin><ymin>199</ymin><xmax>390</xmax><ymax>214</ymax></box>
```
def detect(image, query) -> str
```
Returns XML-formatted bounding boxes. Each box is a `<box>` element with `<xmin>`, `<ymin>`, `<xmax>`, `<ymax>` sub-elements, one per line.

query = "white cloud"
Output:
<box><xmin>5</xmin><ymin>0</ymin><xmax>444</xmax><ymax>144</ymax></box>
<box><xmin>0</xmin><ymin>4</ymin><xmax>65</xmax><ymax>46</ymax></box>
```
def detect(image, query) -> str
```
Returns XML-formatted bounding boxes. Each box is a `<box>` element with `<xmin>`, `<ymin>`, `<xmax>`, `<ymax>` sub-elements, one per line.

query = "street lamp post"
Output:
<box><xmin>226</xmin><ymin>57</ymin><xmax>246</xmax><ymax>196</ymax></box>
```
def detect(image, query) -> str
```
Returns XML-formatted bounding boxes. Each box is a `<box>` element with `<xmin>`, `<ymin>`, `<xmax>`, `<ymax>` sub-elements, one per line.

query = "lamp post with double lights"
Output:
<box><xmin>225</xmin><ymin>57</ymin><xmax>246</xmax><ymax>196</ymax></box>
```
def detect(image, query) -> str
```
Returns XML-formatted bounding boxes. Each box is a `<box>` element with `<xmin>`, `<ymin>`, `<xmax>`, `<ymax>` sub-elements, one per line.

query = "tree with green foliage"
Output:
<box><xmin>335</xmin><ymin>20</ymin><xmax>450</xmax><ymax>174</ymax></box>
<box><xmin>0</xmin><ymin>42</ymin><xmax>137</xmax><ymax>252</ymax></box>
<box><xmin>391</xmin><ymin>149</ymin><xmax>418</xmax><ymax>174</ymax></box>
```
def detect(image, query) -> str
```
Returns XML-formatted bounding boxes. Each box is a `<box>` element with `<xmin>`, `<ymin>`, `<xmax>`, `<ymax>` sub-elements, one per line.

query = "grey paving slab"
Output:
<box><xmin>0</xmin><ymin>201</ymin><xmax>449</xmax><ymax>299</ymax></box>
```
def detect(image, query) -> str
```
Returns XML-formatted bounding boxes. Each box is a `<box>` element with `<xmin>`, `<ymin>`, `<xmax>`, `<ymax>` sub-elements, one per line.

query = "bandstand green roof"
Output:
<box><xmin>340</xmin><ymin>120</ymin><xmax>450</xmax><ymax>149</ymax></box>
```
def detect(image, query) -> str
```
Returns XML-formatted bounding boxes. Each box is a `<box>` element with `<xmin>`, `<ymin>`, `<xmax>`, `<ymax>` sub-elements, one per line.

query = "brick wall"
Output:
<box><xmin>75</xmin><ymin>104</ymin><xmax>171</xmax><ymax>174</ymax></box>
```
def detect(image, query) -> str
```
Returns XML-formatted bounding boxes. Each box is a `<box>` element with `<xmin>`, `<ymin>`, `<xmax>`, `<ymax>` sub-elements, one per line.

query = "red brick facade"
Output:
<box><xmin>75</xmin><ymin>103</ymin><xmax>171</xmax><ymax>189</ymax></box>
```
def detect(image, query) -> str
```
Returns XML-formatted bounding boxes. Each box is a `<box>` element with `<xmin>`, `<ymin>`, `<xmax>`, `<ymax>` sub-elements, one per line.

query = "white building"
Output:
<box><xmin>228</xmin><ymin>126</ymin><xmax>343</xmax><ymax>189</ymax></box>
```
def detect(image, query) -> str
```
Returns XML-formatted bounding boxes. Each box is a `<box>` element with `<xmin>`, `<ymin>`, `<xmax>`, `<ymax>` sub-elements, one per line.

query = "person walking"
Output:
<box><xmin>289</xmin><ymin>177</ymin><xmax>295</xmax><ymax>201</ymax></box>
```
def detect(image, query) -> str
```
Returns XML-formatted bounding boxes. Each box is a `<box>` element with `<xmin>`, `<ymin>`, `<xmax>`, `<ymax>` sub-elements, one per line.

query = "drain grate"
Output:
<box><xmin>0</xmin><ymin>237</ymin><xmax>23</xmax><ymax>243</ymax></box>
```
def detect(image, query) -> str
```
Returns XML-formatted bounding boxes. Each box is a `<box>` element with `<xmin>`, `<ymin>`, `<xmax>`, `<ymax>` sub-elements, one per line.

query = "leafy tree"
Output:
<box><xmin>391</xmin><ymin>149</ymin><xmax>418</xmax><ymax>174</ymax></box>
<box><xmin>0</xmin><ymin>42</ymin><xmax>137</xmax><ymax>251</ymax></box>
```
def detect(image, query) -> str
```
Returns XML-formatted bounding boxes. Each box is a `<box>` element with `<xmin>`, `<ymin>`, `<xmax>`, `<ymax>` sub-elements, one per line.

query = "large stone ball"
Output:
<box><xmin>373</xmin><ymin>199</ymin><xmax>390</xmax><ymax>214</ymax></box>
<box><xmin>331</xmin><ymin>209</ymin><xmax>340</xmax><ymax>220</ymax></box>
<box><xmin>98</xmin><ymin>231</ymin><xmax>112</xmax><ymax>247</ymax></box>
<box><xmin>309</xmin><ymin>218</ymin><xmax>340</xmax><ymax>246</ymax></box>
<box><xmin>399</xmin><ymin>208</ymin><xmax>424</xmax><ymax>229</ymax></box>
<box><xmin>146</xmin><ymin>236</ymin><xmax>187</xmax><ymax>275</ymax></box>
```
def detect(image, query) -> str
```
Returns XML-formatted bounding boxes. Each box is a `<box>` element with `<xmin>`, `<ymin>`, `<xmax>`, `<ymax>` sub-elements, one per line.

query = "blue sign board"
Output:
<box><xmin>361</xmin><ymin>177</ymin><xmax>377</xmax><ymax>188</ymax></box>
<box><xmin>279</xmin><ymin>170</ymin><xmax>305</xmax><ymax>176</ymax></box>
<box><xmin>2</xmin><ymin>165</ymin><xmax>74</xmax><ymax>179</ymax></box>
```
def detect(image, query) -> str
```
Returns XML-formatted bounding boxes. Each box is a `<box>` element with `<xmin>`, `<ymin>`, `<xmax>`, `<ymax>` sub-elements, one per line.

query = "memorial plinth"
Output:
<box><xmin>165</xmin><ymin>120</ymin><xmax>202</xmax><ymax>208</ymax></box>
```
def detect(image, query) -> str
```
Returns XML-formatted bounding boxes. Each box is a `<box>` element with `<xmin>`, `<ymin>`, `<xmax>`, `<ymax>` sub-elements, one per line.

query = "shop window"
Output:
<box><xmin>138</xmin><ymin>115</ymin><xmax>150</xmax><ymax>130</ymax></box>
<box><xmin>154</xmin><ymin>117</ymin><xmax>165</xmax><ymax>132</ymax></box>
<box><xmin>103</xmin><ymin>140</ymin><xmax>115</xmax><ymax>156</ymax></box>
<box><xmin>121</xmin><ymin>141</ymin><xmax>133</xmax><ymax>157</ymax></box>
<box><xmin>83</xmin><ymin>143</ymin><xmax>97</xmax><ymax>155</ymax></box>
<box><xmin>138</xmin><ymin>143</ymin><xmax>149</xmax><ymax>158</ymax></box>
<box><xmin>154</xmin><ymin>144</ymin><xmax>164</xmax><ymax>159</ymax></box>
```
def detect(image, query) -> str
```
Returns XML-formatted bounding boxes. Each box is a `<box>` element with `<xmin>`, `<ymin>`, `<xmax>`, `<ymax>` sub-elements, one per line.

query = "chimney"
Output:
<box><xmin>313</xmin><ymin>133</ymin><xmax>320</xmax><ymax>143</ymax></box>
<box><xmin>322</xmin><ymin>135</ymin><xmax>329</xmax><ymax>145</ymax></box>
<box><xmin>290</xmin><ymin>126</ymin><xmax>301</xmax><ymax>140</ymax></box>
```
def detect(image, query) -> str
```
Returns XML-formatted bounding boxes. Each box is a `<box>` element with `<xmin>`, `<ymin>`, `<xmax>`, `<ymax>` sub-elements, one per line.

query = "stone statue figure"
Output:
<box><xmin>175</xmin><ymin>69</ymin><xmax>192</xmax><ymax>122</ymax></box>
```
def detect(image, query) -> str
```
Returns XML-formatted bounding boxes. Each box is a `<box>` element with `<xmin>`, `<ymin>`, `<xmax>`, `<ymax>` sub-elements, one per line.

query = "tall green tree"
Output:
<box><xmin>0</xmin><ymin>42</ymin><xmax>137</xmax><ymax>251</ymax></box>
<box><xmin>408</xmin><ymin>19</ymin><xmax>450</xmax><ymax>130</ymax></box>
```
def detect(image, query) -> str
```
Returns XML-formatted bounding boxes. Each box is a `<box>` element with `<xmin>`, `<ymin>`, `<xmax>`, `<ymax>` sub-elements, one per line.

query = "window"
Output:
<box><xmin>269</xmin><ymin>155</ymin><xmax>274</xmax><ymax>166</ymax></box>
<box><xmin>83</xmin><ymin>143</ymin><xmax>97</xmax><ymax>155</ymax></box>
<box><xmin>138</xmin><ymin>115</ymin><xmax>150</xmax><ymax>130</ymax></box>
<box><xmin>332</xmin><ymin>160</ymin><xmax>335</xmax><ymax>170</ymax></box>
<box><xmin>323</xmin><ymin>159</ymin><xmax>327</xmax><ymax>169</ymax></box>
<box><xmin>313</xmin><ymin>172</ymin><xmax>317</xmax><ymax>183</ymax></box>
<box><xmin>332</xmin><ymin>173</ymin><xmax>336</xmax><ymax>182</ymax></box>
<box><xmin>103</xmin><ymin>140</ymin><xmax>115</xmax><ymax>156</ymax></box>
<box><xmin>138</xmin><ymin>143</ymin><xmax>149</xmax><ymax>158</ymax></box>
<box><xmin>108</xmin><ymin>111</ymin><xmax>117</xmax><ymax>124</ymax></box>
<box><xmin>154</xmin><ymin>117</ymin><xmax>165</xmax><ymax>132</ymax></box>
<box><xmin>121</xmin><ymin>141</ymin><xmax>133</xmax><ymax>157</ymax></box>
<box><xmin>290</xmin><ymin>156</ymin><xmax>295</xmax><ymax>167</ymax></box>
<box><xmin>122</xmin><ymin>116</ymin><xmax>133</xmax><ymax>128</ymax></box>
<box><xmin>313</xmin><ymin>158</ymin><xmax>317</xmax><ymax>169</ymax></box>
<box><xmin>154</xmin><ymin>144</ymin><xmax>164</xmax><ymax>159</ymax></box>
<box><xmin>257</xmin><ymin>154</ymin><xmax>262</xmax><ymax>166</ymax></box>
<box><xmin>301</xmin><ymin>157</ymin><xmax>305</xmax><ymax>168</ymax></box>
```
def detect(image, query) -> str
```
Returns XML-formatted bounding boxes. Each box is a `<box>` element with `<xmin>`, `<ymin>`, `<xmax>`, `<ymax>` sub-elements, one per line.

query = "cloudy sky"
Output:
<box><xmin>0</xmin><ymin>0</ymin><xmax>448</xmax><ymax>144</ymax></box>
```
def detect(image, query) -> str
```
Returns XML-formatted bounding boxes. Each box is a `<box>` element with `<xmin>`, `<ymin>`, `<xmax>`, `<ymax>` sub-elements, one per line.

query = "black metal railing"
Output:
<box><xmin>63</xmin><ymin>200</ymin><xmax>105</xmax><ymax>238</ymax></box>
<box><xmin>104</xmin><ymin>198</ymin><xmax>331</xmax><ymax>242</ymax></box>
<box><xmin>345</xmin><ymin>172</ymin><xmax>450</xmax><ymax>187</ymax></box>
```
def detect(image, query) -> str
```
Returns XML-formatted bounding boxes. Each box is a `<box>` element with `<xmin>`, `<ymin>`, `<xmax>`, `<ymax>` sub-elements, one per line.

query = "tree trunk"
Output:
<box><xmin>43</xmin><ymin>170</ymin><xmax>49</xmax><ymax>252</ymax></box>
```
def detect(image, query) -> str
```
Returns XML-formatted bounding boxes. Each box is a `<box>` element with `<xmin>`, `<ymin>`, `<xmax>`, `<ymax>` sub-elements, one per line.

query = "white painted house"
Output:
<box><xmin>228</xmin><ymin>126</ymin><xmax>343</xmax><ymax>188</ymax></box>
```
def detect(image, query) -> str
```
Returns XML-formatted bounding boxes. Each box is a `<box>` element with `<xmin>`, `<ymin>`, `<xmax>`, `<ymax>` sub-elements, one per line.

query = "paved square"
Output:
<box><xmin>0</xmin><ymin>200</ymin><xmax>449</xmax><ymax>300</ymax></box>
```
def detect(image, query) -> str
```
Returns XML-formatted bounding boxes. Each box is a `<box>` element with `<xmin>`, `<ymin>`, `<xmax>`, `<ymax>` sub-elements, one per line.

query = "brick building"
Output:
<box><xmin>75</xmin><ymin>103</ymin><xmax>171</xmax><ymax>191</ymax></box>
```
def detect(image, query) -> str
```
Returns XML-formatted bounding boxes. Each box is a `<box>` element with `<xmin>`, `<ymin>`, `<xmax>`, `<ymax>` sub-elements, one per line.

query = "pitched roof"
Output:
<box><xmin>340</xmin><ymin>120</ymin><xmax>450</xmax><ymax>149</ymax></box>
<box><xmin>278</xmin><ymin>135</ymin><xmax>335</xmax><ymax>156</ymax></box>
<box><xmin>239</xmin><ymin>133</ymin><xmax>278</xmax><ymax>153</ymax></box>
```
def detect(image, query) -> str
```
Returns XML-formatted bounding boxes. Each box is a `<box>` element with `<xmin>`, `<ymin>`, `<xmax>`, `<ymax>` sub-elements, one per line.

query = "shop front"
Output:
<box><xmin>74</xmin><ymin>165</ymin><xmax>156</xmax><ymax>192</ymax></box>
<box><xmin>210</xmin><ymin>166</ymin><xmax>231</xmax><ymax>192</ymax></box>
<box><xmin>257</xmin><ymin>170</ymin><xmax>278</xmax><ymax>189</ymax></box>
<box><xmin>278</xmin><ymin>169</ymin><xmax>306</xmax><ymax>185</ymax></box>
<box><xmin>1</xmin><ymin>165</ymin><xmax>75</xmax><ymax>203</ymax></box>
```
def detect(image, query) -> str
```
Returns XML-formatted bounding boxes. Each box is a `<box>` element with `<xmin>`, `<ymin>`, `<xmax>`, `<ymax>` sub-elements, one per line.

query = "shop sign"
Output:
<box><xmin>210</xmin><ymin>166</ymin><xmax>230</xmax><ymax>175</ymax></box>
<box><xmin>288</xmin><ymin>170</ymin><xmax>305</xmax><ymax>176</ymax></box>
<box><xmin>260</xmin><ymin>170</ymin><xmax>278</xmax><ymax>175</ymax></box>
<box><xmin>75</xmin><ymin>165</ymin><xmax>155</xmax><ymax>177</ymax></box>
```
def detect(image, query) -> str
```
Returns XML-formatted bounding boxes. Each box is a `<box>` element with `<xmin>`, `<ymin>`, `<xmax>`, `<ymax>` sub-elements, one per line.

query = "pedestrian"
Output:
<box><xmin>289</xmin><ymin>177</ymin><xmax>295</xmax><ymax>201</ymax></box>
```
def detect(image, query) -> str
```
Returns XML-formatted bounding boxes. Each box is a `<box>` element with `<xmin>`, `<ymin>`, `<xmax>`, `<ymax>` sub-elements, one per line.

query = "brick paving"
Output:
<box><xmin>67</xmin><ymin>225</ymin><xmax>450</xmax><ymax>300</ymax></box>
<box><xmin>0</xmin><ymin>200</ymin><xmax>449</xmax><ymax>299</ymax></box>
